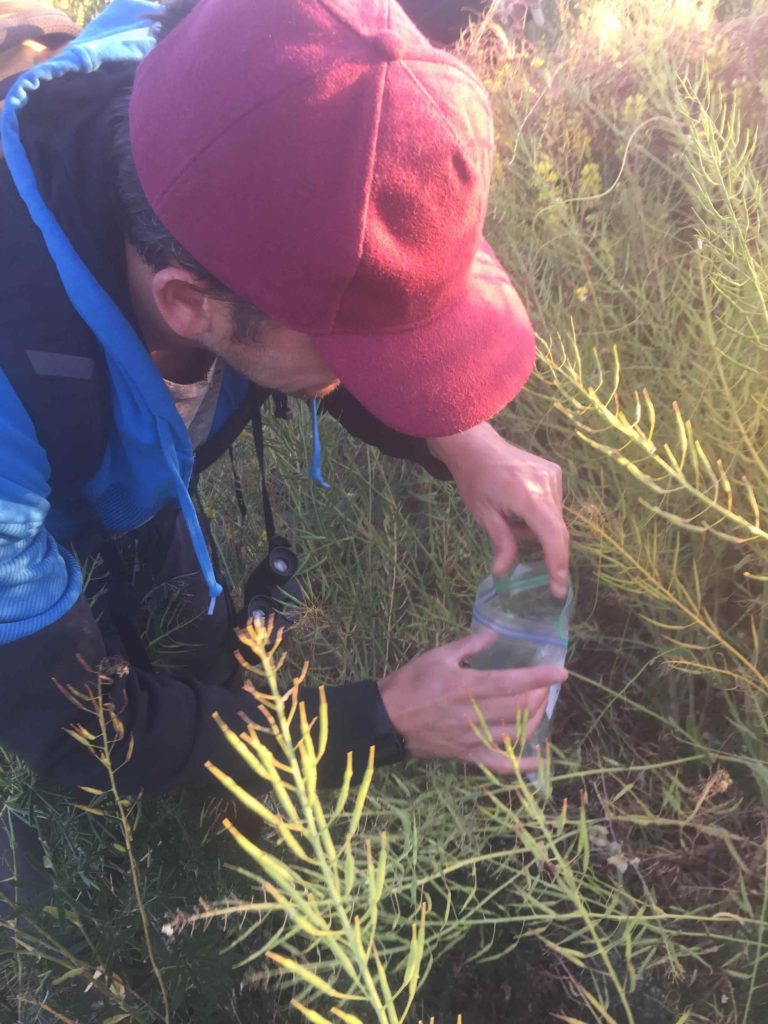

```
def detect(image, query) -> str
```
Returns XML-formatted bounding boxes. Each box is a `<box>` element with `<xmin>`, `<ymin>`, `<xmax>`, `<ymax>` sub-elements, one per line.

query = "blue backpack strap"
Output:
<box><xmin>0</xmin><ymin>0</ymin><xmax>160</xmax><ymax>511</ymax></box>
<box><xmin>0</xmin><ymin>154</ymin><xmax>111</xmax><ymax>507</ymax></box>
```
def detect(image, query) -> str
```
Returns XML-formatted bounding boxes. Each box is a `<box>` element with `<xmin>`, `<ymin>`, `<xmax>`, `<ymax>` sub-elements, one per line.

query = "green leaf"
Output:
<box><xmin>72</xmin><ymin>803</ymin><xmax>110</xmax><ymax>817</ymax></box>
<box><xmin>52</xmin><ymin>966</ymin><xmax>85</xmax><ymax>985</ymax></box>
<box><xmin>268</xmin><ymin>952</ymin><xmax>362</xmax><ymax>1000</ymax></box>
<box><xmin>291</xmin><ymin>1000</ymin><xmax>334</xmax><ymax>1024</ymax></box>
<box><xmin>684</xmin><ymin>715</ymin><xmax>706</xmax><ymax>750</ymax></box>
<box><xmin>330</xmin><ymin>1010</ymin><xmax>366</xmax><ymax>1024</ymax></box>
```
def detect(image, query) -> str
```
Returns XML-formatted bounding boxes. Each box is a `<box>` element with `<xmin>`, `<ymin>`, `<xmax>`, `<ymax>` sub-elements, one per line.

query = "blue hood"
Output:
<box><xmin>1</xmin><ymin>0</ymin><xmax>223</xmax><ymax>612</ymax></box>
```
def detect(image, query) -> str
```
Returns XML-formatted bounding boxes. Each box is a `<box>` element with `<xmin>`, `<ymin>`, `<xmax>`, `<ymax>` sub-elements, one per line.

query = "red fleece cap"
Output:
<box><xmin>130</xmin><ymin>0</ymin><xmax>535</xmax><ymax>437</ymax></box>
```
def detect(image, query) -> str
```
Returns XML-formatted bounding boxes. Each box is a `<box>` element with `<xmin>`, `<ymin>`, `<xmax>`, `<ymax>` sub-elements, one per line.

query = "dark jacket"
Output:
<box><xmin>0</xmin><ymin>0</ymin><xmax>448</xmax><ymax>796</ymax></box>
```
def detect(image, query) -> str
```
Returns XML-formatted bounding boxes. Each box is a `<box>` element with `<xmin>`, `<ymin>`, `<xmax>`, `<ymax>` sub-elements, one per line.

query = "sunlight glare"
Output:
<box><xmin>587</xmin><ymin>1</ymin><xmax>623</xmax><ymax>52</ymax></box>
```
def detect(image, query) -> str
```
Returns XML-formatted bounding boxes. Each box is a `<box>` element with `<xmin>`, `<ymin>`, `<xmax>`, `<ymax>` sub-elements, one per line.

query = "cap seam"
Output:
<box><xmin>315</xmin><ymin>291</ymin><xmax>460</xmax><ymax>338</ymax></box>
<box><xmin>400</xmin><ymin>59</ymin><xmax>492</xmax><ymax>156</ymax></box>
<box><xmin>315</xmin><ymin>244</ymin><xmax>495</xmax><ymax>339</ymax></box>
<box><xmin>316</xmin><ymin>0</ymin><xmax>427</xmax><ymax>63</ymax></box>
<box><xmin>316</xmin><ymin>0</ymin><xmax>376</xmax><ymax>41</ymax></box>
<box><xmin>326</xmin><ymin>59</ymin><xmax>389</xmax><ymax>330</ymax></box>
<box><xmin>137</xmin><ymin>70</ymin><xmax>325</xmax><ymax>211</ymax></box>
<box><xmin>412</xmin><ymin>53</ymin><xmax>494</xmax><ymax>126</ymax></box>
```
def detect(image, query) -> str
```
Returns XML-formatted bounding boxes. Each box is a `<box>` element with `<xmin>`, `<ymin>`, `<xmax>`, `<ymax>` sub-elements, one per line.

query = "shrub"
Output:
<box><xmin>3</xmin><ymin>2</ymin><xmax>767</xmax><ymax>1023</ymax></box>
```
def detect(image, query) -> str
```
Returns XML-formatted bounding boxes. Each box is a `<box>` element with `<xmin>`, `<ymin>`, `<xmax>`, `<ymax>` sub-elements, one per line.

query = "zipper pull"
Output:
<box><xmin>308</xmin><ymin>398</ymin><xmax>330</xmax><ymax>489</ymax></box>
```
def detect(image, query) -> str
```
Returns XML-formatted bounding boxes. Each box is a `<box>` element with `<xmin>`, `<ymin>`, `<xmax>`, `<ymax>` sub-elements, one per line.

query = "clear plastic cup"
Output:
<box><xmin>469</xmin><ymin>561</ymin><xmax>572</xmax><ymax>763</ymax></box>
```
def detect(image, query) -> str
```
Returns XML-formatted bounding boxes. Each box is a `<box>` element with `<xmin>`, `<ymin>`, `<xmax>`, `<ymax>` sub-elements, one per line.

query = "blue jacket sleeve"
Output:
<box><xmin>0</xmin><ymin>372</ymin><xmax>83</xmax><ymax>643</ymax></box>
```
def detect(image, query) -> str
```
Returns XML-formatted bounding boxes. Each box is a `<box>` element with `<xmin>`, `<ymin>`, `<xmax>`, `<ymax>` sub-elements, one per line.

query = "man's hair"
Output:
<box><xmin>111</xmin><ymin>0</ymin><xmax>268</xmax><ymax>342</ymax></box>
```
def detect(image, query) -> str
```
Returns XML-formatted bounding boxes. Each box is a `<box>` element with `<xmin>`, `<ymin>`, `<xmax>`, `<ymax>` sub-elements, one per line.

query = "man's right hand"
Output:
<box><xmin>377</xmin><ymin>631</ymin><xmax>568</xmax><ymax>775</ymax></box>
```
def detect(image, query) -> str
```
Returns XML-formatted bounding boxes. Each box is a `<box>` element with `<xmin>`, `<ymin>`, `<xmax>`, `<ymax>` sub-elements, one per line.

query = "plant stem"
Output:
<box><xmin>93</xmin><ymin>678</ymin><xmax>171</xmax><ymax>1024</ymax></box>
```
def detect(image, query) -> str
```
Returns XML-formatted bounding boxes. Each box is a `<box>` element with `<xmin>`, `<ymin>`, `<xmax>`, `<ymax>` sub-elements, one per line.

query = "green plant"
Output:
<box><xmin>3</xmin><ymin>1</ymin><xmax>768</xmax><ymax>1022</ymax></box>
<box><xmin>191</xmin><ymin>2</ymin><xmax>768</xmax><ymax>1018</ymax></box>
<box><xmin>167</xmin><ymin>620</ymin><xmax>437</xmax><ymax>1024</ymax></box>
<box><xmin>166</xmin><ymin>625</ymin><xmax>731</xmax><ymax>1024</ymax></box>
<box><xmin>0</xmin><ymin>719</ymin><xmax>261</xmax><ymax>1023</ymax></box>
<box><xmin>53</xmin><ymin>0</ymin><xmax>109</xmax><ymax>26</ymax></box>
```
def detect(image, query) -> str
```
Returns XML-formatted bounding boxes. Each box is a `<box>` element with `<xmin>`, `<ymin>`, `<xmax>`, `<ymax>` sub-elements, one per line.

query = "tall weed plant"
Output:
<box><xmin>196</xmin><ymin>2</ymin><xmax>768</xmax><ymax>1020</ymax></box>
<box><xmin>2</xmin><ymin>1</ymin><xmax>768</xmax><ymax>1023</ymax></box>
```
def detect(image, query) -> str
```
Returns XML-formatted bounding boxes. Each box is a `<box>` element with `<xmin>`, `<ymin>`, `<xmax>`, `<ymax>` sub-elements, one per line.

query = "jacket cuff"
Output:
<box><xmin>298</xmin><ymin>678</ymin><xmax>406</xmax><ymax>789</ymax></box>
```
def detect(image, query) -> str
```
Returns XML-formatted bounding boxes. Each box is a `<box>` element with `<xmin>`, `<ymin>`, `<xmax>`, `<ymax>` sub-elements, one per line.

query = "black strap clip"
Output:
<box><xmin>273</xmin><ymin>392</ymin><xmax>293</xmax><ymax>420</ymax></box>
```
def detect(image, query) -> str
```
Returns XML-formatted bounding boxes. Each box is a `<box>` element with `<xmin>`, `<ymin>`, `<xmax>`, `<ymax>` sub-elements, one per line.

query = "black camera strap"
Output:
<box><xmin>98</xmin><ymin>536</ymin><xmax>154</xmax><ymax>673</ymax></box>
<box><xmin>228</xmin><ymin>446</ymin><xmax>248</xmax><ymax>521</ymax></box>
<box><xmin>250</xmin><ymin>398</ymin><xmax>277</xmax><ymax>541</ymax></box>
<box><xmin>82</xmin><ymin>390</ymin><xmax>290</xmax><ymax>674</ymax></box>
<box><xmin>218</xmin><ymin>389</ymin><xmax>283</xmax><ymax>538</ymax></box>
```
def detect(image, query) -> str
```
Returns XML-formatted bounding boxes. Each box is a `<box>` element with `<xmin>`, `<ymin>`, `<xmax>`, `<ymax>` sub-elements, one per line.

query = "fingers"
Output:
<box><xmin>528</xmin><ymin>511</ymin><xmax>570</xmax><ymax>599</ymax></box>
<box><xmin>461</xmin><ymin>681</ymin><xmax>552</xmax><ymax>776</ymax></box>
<box><xmin>472</xmin><ymin>749</ymin><xmax>521</xmax><ymax>775</ymax></box>
<box><xmin>508</xmin><ymin>522</ymin><xmax>537</xmax><ymax>542</ymax></box>
<box><xmin>487</xmin><ymin>700</ymin><xmax>547</xmax><ymax>744</ymax></box>
<box><xmin>475</xmin><ymin>689</ymin><xmax>549</xmax><ymax>730</ymax></box>
<box><xmin>441</xmin><ymin>629</ymin><xmax>499</xmax><ymax>664</ymax></box>
<box><xmin>472</xmin><ymin>694</ymin><xmax>547</xmax><ymax>750</ymax></box>
<box><xmin>485</xmin><ymin>500</ymin><xmax>569</xmax><ymax>597</ymax></box>
<box><xmin>464</xmin><ymin>663</ymin><xmax>568</xmax><ymax>699</ymax></box>
<box><xmin>469</xmin><ymin>747</ymin><xmax>543</xmax><ymax>777</ymax></box>
<box><xmin>438</xmin><ymin>633</ymin><xmax>568</xmax><ymax>684</ymax></box>
<box><xmin>468</xmin><ymin>702</ymin><xmax>550</xmax><ymax>775</ymax></box>
<box><xmin>485</xmin><ymin>510</ymin><xmax>519</xmax><ymax>577</ymax></box>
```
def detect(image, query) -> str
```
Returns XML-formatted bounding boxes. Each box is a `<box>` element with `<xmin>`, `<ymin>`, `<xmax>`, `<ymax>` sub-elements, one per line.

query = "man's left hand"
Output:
<box><xmin>428</xmin><ymin>422</ymin><xmax>569</xmax><ymax>598</ymax></box>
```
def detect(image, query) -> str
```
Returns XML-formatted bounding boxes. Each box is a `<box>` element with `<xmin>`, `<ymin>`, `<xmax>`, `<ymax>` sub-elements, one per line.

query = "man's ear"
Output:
<box><xmin>151</xmin><ymin>268</ymin><xmax>213</xmax><ymax>339</ymax></box>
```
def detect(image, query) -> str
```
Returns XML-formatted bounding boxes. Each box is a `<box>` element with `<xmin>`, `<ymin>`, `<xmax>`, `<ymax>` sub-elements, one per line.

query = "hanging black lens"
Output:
<box><xmin>268</xmin><ymin>544</ymin><xmax>298</xmax><ymax>580</ymax></box>
<box><xmin>240</xmin><ymin>536</ymin><xmax>302</xmax><ymax>639</ymax></box>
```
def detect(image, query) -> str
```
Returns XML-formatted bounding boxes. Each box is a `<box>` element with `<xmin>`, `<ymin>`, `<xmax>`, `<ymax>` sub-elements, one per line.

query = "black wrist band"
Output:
<box><xmin>371</xmin><ymin>682</ymin><xmax>407</xmax><ymax>765</ymax></box>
